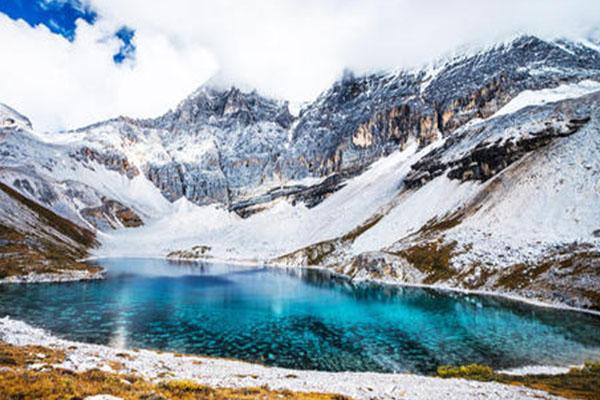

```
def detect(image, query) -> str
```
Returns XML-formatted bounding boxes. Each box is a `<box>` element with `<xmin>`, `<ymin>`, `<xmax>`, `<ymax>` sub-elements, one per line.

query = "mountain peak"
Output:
<box><xmin>162</xmin><ymin>81</ymin><xmax>292</xmax><ymax>129</ymax></box>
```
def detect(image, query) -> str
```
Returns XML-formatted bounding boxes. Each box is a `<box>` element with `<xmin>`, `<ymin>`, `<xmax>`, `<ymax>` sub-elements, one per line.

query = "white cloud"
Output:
<box><xmin>1</xmin><ymin>0</ymin><xmax>599</xmax><ymax>131</ymax></box>
<box><xmin>0</xmin><ymin>13</ymin><xmax>218</xmax><ymax>131</ymax></box>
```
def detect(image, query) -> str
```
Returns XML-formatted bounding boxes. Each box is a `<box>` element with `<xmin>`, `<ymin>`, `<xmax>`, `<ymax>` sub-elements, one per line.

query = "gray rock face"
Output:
<box><xmin>74</xmin><ymin>35</ymin><xmax>600</xmax><ymax>212</ymax></box>
<box><xmin>81</xmin><ymin>197</ymin><xmax>143</xmax><ymax>230</ymax></box>
<box><xmin>70</xmin><ymin>146</ymin><xmax>140</xmax><ymax>179</ymax></box>
<box><xmin>145</xmin><ymin>161</ymin><xmax>229</xmax><ymax>205</ymax></box>
<box><xmin>279</xmin><ymin>36</ymin><xmax>600</xmax><ymax>181</ymax></box>
<box><xmin>147</xmin><ymin>86</ymin><xmax>293</xmax><ymax>203</ymax></box>
<box><xmin>68</xmin><ymin>86</ymin><xmax>293</xmax><ymax>208</ymax></box>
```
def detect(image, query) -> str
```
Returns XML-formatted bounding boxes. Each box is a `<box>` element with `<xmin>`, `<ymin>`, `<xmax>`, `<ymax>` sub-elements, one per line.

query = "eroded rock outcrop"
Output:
<box><xmin>71</xmin><ymin>146</ymin><xmax>140</xmax><ymax>179</ymax></box>
<box><xmin>405</xmin><ymin>117</ymin><xmax>591</xmax><ymax>188</ymax></box>
<box><xmin>81</xmin><ymin>198</ymin><xmax>143</xmax><ymax>230</ymax></box>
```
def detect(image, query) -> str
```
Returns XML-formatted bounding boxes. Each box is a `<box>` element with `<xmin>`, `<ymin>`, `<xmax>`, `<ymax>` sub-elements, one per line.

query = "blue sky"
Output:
<box><xmin>0</xmin><ymin>0</ymin><xmax>134</xmax><ymax>63</ymax></box>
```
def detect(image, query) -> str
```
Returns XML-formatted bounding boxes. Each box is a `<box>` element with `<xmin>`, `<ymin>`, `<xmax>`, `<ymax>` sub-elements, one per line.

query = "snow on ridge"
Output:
<box><xmin>98</xmin><ymin>92</ymin><xmax>600</xmax><ymax>268</ymax></box>
<box><xmin>493</xmin><ymin>79</ymin><xmax>600</xmax><ymax>118</ymax></box>
<box><xmin>447</xmin><ymin>111</ymin><xmax>600</xmax><ymax>269</ymax></box>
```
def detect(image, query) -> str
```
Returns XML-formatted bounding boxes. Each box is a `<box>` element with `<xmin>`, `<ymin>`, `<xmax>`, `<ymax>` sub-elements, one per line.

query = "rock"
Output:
<box><xmin>278</xmin><ymin>35</ymin><xmax>600</xmax><ymax>188</ymax></box>
<box><xmin>71</xmin><ymin>146</ymin><xmax>139</xmax><ymax>179</ymax></box>
<box><xmin>81</xmin><ymin>197</ymin><xmax>144</xmax><ymax>230</ymax></box>
<box><xmin>405</xmin><ymin>112</ymin><xmax>591</xmax><ymax>189</ymax></box>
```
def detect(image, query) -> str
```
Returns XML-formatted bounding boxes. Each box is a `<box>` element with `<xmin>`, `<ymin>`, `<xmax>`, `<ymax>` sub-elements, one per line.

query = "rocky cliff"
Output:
<box><xmin>21</xmin><ymin>35</ymin><xmax>597</xmax><ymax>218</ymax></box>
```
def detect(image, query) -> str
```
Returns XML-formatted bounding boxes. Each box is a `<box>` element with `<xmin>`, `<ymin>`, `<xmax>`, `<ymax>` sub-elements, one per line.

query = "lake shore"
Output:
<box><xmin>0</xmin><ymin>268</ymin><xmax>105</xmax><ymax>284</ymax></box>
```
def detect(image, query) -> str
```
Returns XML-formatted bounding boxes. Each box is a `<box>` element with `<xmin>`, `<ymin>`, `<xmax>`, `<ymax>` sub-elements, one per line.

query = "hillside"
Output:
<box><xmin>0</xmin><ymin>182</ymin><xmax>99</xmax><ymax>281</ymax></box>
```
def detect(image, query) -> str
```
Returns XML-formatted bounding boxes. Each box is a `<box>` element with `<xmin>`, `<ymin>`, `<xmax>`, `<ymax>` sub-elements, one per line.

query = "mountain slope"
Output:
<box><xmin>0</xmin><ymin>182</ymin><xmax>99</xmax><ymax>281</ymax></box>
<box><xmin>293</xmin><ymin>90</ymin><xmax>600</xmax><ymax>310</ymax></box>
<box><xmin>1</xmin><ymin>35</ymin><xmax>599</xmax><ymax>309</ymax></box>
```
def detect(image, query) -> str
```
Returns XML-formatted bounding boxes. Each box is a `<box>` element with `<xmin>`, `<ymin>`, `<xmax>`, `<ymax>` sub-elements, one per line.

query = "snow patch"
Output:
<box><xmin>493</xmin><ymin>80</ymin><xmax>600</xmax><ymax>117</ymax></box>
<box><xmin>97</xmin><ymin>142</ymin><xmax>423</xmax><ymax>260</ymax></box>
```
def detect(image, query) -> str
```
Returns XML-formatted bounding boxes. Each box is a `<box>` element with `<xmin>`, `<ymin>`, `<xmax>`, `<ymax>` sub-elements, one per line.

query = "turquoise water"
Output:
<box><xmin>1</xmin><ymin>258</ymin><xmax>600</xmax><ymax>374</ymax></box>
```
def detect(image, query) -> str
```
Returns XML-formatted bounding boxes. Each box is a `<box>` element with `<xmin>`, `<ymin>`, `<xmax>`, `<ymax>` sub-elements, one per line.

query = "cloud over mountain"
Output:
<box><xmin>1</xmin><ymin>0</ymin><xmax>599</xmax><ymax>131</ymax></box>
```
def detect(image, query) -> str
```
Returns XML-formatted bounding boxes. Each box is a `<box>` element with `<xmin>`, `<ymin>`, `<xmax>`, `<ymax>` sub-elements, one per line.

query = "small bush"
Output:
<box><xmin>582</xmin><ymin>360</ymin><xmax>600</xmax><ymax>374</ymax></box>
<box><xmin>437</xmin><ymin>364</ymin><xmax>494</xmax><ymax>379</ymax></box>
<box><xmin>159</xmin><ymin>379</ymin><xmax>213</xmax><ymax>394</ymax></box>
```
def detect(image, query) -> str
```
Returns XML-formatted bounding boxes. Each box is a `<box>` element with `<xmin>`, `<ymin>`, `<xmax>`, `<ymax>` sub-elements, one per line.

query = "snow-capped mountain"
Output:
<box><xmin>1</xmin><ymin>35</ymin><xmax>599</xmax><ymax>309</ymax></box>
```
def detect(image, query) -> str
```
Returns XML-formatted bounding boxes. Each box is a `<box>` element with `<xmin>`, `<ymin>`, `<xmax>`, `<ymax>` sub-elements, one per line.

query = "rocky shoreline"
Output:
<box><xmin>0</xmin><ymin>268</ymin><xmax>105</xmax><ymax>284</ymax></box>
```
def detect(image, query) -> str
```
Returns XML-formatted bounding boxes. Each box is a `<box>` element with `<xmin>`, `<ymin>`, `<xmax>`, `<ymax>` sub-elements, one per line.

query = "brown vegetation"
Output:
<box><xmin>395</xmin><ymin>240</ymin><xmax>457</xmax><ymax>284</ymax></box>
<box><xmin>0</xmin><ymin>342</ymin><xmax>350</xmax><ymax>400</ymax></box>
<box><xmin>437</xmin><ymin>362</ymin><xmax>600</xmax><ymax>400</ymax></box>
<box><xmin>0</xmin><ymin>182</ymin><xmax>99</xmax><ymax>279</ymax></box>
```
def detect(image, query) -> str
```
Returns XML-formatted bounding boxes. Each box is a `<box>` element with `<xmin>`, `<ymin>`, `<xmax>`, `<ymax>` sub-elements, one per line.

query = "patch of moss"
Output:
<box><xmin>159</xmin><ymin>379</ymin><xmax>213</xmax><ymax>394</ymax></box>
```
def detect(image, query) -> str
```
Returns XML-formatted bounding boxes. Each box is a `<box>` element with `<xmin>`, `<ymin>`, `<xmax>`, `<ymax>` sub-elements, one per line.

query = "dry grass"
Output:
<box><xmin>494</xmin><ymin>262</ymin><xmax>553</xmax><ymax>291</ymax></box>
<box><xmin>437</xmin><ymin>362</ymin><xmax>600</xmax><ymax>400</ymax></box>
<box><xmin>493</xmin><ymin>246</ymin><xmax>600</xmax><ymax>311</ymax></box>
<box><xmin>0</xmin><ymin>183</ymin><xmax>95</xmax><ymax>249</ymax></box>
<box><xmin>0</xmin><ymin>342</ymin><xmax>65</xmax><ymax>367</ymax></box>
<box><xmin>0</xmin><ymin>342</ymin><xmax>351</xmax><ymax>400</ymax></box>
<box><xmin>395</xmin><ymin>240</ymin><xmax>457</xmax><ymax>284</ymax></box>
<box><xmin>417</xmin><ymin>213</ymin><xmax>464</xmax><ymax>237</ymax></box>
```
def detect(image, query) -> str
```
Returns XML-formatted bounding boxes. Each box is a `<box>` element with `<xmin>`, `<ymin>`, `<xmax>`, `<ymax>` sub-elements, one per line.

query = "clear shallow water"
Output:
<box><xmin>1</xmin><ymin>258</ymin><xmax>600</xmax><ymax>374</ymax></box>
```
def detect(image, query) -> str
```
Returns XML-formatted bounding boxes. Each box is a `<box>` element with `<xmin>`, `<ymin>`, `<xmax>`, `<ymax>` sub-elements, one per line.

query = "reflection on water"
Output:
<box><xmin>1</xmin><ymin>258</ymin><xmax>599</xmax><ymax>374</ymax></box>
